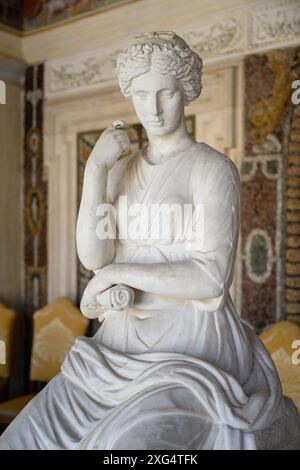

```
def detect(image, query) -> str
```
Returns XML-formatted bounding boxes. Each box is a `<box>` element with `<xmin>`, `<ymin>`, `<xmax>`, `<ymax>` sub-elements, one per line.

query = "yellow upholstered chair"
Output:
<box><xmin>0</xmin><ymin>304</ymin><xmax>16</xmax><ymax>401</ymax></box>
<box><xmin>0</xmin><ymin>298</ymin><xmax>89</xmax><ymax>426</ymax></box>
<box><xmin>260</xmin><ymin>320</ymin><xmax>300</xmax><ymax>415</ymax></box>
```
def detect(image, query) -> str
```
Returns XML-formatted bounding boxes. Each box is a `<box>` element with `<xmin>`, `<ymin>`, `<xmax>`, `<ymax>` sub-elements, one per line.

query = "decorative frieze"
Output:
<box><xmin>46</xmin><ymin>48</ymin><xmax>121</xmax><ymax>97</ymax></box>
<box><xmin>44</xmin><ymin>0</ymin><xmax>300</xmax><ymax>100</ymax></box>
<box><xmin>248</xmin><ymin>1</ymin><xmax>300</xmax><ymax>49</ymax></box>
<box><xmin>184</xmin><ymin>15</ymin><xmax>245</xmax><ymax>59</ymax></box>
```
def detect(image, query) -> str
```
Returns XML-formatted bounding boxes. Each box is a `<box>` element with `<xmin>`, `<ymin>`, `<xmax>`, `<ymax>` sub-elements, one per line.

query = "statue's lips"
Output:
<box><xmin>148</xmin><ymin>120</ymin><xmax>164</xmax><ymax>126</ymax></box>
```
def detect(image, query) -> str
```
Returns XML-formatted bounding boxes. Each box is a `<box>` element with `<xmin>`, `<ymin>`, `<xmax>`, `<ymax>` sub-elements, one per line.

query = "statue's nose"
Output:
<box><xmin>148</xmin><ymin>95</ymin><xmax>160</xmax><ymax>116</ymax></box>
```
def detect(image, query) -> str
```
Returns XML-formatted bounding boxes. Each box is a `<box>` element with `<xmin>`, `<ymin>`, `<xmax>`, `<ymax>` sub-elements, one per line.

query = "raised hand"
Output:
<box><xmin>88</xmin><ymin>126</ymin><xmax>131</xmax><ymax>171</ymax></box>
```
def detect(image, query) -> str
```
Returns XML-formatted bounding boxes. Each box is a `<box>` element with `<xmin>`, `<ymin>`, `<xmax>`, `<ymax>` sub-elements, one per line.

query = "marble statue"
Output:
<box><xmin>1</xmin><ymin>31</ymin><xmax>300</xmax><ymax>450</ymax></box>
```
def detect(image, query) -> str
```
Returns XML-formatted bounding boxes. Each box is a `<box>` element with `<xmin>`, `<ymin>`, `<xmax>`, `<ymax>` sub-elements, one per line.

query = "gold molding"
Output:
<box><xmin>0</xmin><ymin>24</ymin><xmax>22</xmax><ymax>37</ymax></box>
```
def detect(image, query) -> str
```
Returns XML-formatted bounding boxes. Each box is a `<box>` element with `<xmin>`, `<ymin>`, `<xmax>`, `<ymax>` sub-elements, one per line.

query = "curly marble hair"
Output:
<box><xmin>116</xmin><ymin>33</ymin><xmax>203</xmax><ymax>105</ymax></box>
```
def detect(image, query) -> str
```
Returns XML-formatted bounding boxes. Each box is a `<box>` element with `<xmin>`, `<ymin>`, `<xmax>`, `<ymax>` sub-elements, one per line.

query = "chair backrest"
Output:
<box><xmin>30</xmin><ymin>297</ymin><xmax>89</xmax><ymax>382</ymax></box>
<box><xmin>260</xmin><ymin>320</ymin><xmax>300</xmax><ymax>356</ymax></box>
<box><xmin>260</xmin><ymin>320</ymin><xmax>300</xmax><ymax>414</ymax></box>
<box><xmin>0</xmin><ymin>303</ymin><xmax>16</xmax><ymax>379</ymax></box>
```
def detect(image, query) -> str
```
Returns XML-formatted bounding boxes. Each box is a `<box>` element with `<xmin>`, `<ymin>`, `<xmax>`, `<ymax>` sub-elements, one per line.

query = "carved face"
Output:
<box><xmin>131</xmin><ymin>70</ymin><xmax>184</xmax><ymax>136</ymax></box>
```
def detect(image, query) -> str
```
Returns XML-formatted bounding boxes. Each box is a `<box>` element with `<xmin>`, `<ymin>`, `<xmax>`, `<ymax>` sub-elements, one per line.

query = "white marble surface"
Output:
<box><xmin>1</xmin><ymin>32</ymin><xmax>299</xmax><ymax>450</ymax></box>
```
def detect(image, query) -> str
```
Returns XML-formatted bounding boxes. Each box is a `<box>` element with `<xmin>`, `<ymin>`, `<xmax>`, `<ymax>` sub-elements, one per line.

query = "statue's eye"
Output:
<box><xmin>135</xmin><ymin>91</ymin><xmax>147</xmax><ymax>99</ymax></box>
<box><xmin>161</xmin><ymin>90</ymin><xmax>174</xmax><ymax>98</ymax></box>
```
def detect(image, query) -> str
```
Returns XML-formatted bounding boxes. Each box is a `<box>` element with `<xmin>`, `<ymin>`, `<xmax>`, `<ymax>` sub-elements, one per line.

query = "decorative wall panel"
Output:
<box><xmin>24</xmin><ymin>64</ymin><xmax>47</xmax><ymax>315</ymax></box>
<box><xmin>241</xmin><ymin>46</ymin><xmax>300</xmax><ymax>331</ymax></box>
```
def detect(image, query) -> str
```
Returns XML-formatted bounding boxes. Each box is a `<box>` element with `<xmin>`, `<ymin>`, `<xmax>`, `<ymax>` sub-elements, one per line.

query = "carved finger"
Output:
<box><xmin>80</xmin><ymin>299</ymin><xmax>104</xmax><ymax>319</ymax></box>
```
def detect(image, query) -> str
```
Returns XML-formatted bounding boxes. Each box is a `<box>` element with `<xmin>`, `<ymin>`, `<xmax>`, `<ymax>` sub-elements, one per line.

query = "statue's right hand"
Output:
<box><xmin>88</xmin><ymin>127</ymin><xmax>131</xmax><ymax>171</ymax></box>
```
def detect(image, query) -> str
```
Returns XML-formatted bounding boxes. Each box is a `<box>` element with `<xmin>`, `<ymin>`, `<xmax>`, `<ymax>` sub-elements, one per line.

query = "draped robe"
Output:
<box><xmin>1</xmin><ymin>142</ymin><xmax>299</xmax><ymax>450</ymax></box>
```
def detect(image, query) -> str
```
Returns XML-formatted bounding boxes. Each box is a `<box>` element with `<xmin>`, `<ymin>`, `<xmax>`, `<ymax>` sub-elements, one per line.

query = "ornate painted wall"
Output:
<box><xmin>241</xmin><ymin>47</ymin><xmax>300</xmax><ymax>332</ymax></box>
<box><xmin>24</xmin><ymin>64</ymin><xmax>47</xmax><ymax>316</ymax></box>
<box><xmin>23</xmin><ymin>0</ymin><xmax>132</xmax><ymax>31</ymax></box>
<box><xmin>0</xmin><ymin>0</ymin><xmax>133</xmax><ymax>31</ymax></box>
<box><xmin>0</xmin><ymin>0</ymin><xmax>22</xmax><ymax>30</ymax></box>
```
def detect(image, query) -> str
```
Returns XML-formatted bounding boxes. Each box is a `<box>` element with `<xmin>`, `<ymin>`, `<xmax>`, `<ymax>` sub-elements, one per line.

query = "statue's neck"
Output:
<box><xmin>146</xmin><ymin>115</ymin><xmax>194</xmax><ymax>164</ymax></box>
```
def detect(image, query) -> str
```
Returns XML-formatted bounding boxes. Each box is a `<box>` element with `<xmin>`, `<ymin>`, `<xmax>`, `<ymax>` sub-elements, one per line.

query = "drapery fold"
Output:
<box><xmin>1</xmin><ymin>143</ymin><xmax>299</xmax><ymax>450</ymax></box>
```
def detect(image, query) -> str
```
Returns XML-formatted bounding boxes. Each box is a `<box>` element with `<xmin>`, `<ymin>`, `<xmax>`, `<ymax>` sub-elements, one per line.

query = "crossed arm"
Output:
<box><xmin>86</xmin><ymin>257</ymin><xmax>225</xmax><ymax>305</ymax></box>
<box><xmin>81</xmin><ymin>158</ymin><xmax>239</xmax><ymax>313</ymax></box>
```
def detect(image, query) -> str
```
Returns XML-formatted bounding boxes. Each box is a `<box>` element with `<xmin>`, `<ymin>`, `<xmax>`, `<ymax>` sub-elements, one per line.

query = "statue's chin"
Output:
<box><xmin>145</xmin><ymin>125</ymin><xmax>178</xmax><ymax>137</ymax></box>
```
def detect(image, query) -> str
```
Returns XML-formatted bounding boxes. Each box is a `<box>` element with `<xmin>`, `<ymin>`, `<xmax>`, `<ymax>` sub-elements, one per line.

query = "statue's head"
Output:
<box><xmin>116</xmin><ymin>31</ymin><xmax>203</xmax><ymax>136</ymax></box>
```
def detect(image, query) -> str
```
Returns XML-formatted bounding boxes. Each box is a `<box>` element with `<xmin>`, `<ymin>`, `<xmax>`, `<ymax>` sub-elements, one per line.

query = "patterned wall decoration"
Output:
<box><xmin>24</xmin><ymin>64</ymin><xmax>47</xmax><ymax>316</ymax></box>
<box><xmin>285</xmin><ymin>90</ymin><xmax>300</xmax><ymax>321</ymax></box>
<box><xmin>24</xmin><ymin>0</ymin><xmax>134</xmax><ymax>31</ymax></box>
<box><xmin>0</xmin><ymin>0</ymin><xmax>22</xmax><ymax>30</ymax></box>
<box><xmin>241</xmin><ymin>47</ymin><xmax>300</xmax><ymax>332</ymax></box>
<box><xmin>77</xmin><ymin>116</ymin><xmax>195</xmax><ymax>302</ymax></box>
<box><xmin>0</xmin><ymin>0</ymin><xmax>134</xmax><ymax>31</ymax></box>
